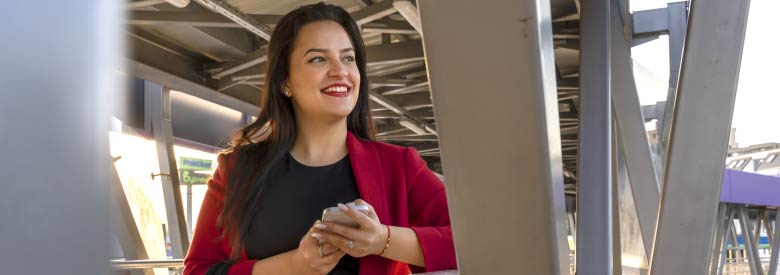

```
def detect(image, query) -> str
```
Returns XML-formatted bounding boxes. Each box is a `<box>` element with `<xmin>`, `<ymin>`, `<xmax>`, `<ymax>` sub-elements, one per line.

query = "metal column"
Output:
<box><xmin>610</xmin><ymin>0</ymin><xmax>660</xmax><ymax>259</ymax></box>
<box><xmin>738</xmin><ymin>206</ymin><xmax>764</xmax><ymax>275</ymax></box>
<box><xmin>577</xmin><ymin>0</ymin><xmax>612</xmax><ymax>274</ymax></box>
<box><xmin>657</xmin><ymin>1</ymin><xmax>688</xmax><ymax>163</ymax></box>
<box><xmin>648</xmin><ymin>0</ymin><xmax>751</xmax><ymax>273</ymax></box>
<box><xmin>718</xmin><ymin>206</ymin><xmax>738</xmax><ymax>275</ymax></box>
<box><xmin>418</xmin><ymin>0</ymin><xmax>570</xmax><ymax>273</ymax></box>
<box><xmin>148</xmin><ymin>81</ymin><xmax>190</xmax><ymax>258</ymax></box>
<box><xmin>769</xmin><ymin>210</ymin><xmax>780</xmax><ymax>275</ymax></box>
<box><xmin>0</xmin><ymin>1</ymin><xmax>119</xmax><ymax>274</ymax></box>
<box><xmin>612</xmin><ymin>120</ymin><xmax>623</xmax><ymax>275</ymax></box>
<box><xmin>709</xmin><ymin>203</ymin><xmax>733</xmax><ymax>275</ymax></box>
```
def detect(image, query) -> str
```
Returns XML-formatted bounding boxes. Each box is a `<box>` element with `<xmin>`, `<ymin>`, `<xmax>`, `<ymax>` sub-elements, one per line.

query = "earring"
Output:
<box><xmin>283</xmin><ymin>88</ymin><xmax>291</xmax><ymax>97</ymax></box>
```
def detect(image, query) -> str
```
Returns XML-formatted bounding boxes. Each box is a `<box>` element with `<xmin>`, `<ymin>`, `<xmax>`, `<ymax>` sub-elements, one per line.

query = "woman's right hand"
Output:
<box><xmin>293</xmin><ymin>220</ymin><xmax>346</xmax><ymax>275</ymax></box>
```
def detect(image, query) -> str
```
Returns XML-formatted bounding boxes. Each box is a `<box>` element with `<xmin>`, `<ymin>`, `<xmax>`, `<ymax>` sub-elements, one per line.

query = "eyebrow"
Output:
<box><xmin>304</xmin><ymin>48</ymin><xmax>355</xmax><ymax>56</ymax></box>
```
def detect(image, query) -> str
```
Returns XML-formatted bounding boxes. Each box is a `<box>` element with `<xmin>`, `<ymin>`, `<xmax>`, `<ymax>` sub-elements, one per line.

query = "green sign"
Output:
<box><xmin>179</xmin><ymin>157</ymin><xmax>213</xmax><ymax>185</ymax></box>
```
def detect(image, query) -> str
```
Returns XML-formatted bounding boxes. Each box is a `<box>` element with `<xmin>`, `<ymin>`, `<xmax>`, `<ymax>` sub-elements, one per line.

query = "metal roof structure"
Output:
<box><xmin>125</xmin><ymin>0</ymin><xmax>584</xmax><ymax>181</ymax></box>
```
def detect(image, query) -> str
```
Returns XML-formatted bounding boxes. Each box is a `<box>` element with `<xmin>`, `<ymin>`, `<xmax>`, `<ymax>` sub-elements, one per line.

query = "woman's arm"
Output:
<box><xmin>376</xmin><ymin>225</ymin><xmax>425</xmax><ymax>267</ymax></box>
<box><xmin>403</xmin><ymin>147</ymin><xmax>457</xmax><ymax>273</ymax></box>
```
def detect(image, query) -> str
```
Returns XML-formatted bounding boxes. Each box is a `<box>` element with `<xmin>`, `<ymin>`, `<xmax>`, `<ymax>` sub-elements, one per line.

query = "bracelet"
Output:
<box><xmin>378</xmin><ymin>224</ymin><xmax>391</xmax><ymax>256</ymax></box>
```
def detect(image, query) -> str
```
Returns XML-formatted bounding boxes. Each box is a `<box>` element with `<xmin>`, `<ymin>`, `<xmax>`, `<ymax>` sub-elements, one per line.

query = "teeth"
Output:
<box><xmin>323</xmin><ymin>86</ymin><xmax>348</xmax><ymax>93</ymax></box>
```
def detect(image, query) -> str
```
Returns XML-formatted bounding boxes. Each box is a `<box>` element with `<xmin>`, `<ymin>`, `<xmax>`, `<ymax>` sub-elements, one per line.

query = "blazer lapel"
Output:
<box><xmin>346</xmin><ymin>131</ymin><xmax>388</xmax><ymax>222</ymax></box>
<box><xmin>347</xmin><ymin>131</ymin><xmax>390</xmax><ymax>274</ymax></box>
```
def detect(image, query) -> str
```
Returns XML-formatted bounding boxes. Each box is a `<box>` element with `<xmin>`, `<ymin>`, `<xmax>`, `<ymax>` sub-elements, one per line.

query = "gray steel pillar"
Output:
<box><xmin>738</xmin><ymin>206</ymin><xmax>765</xmax><ymax>275</ymax></box>
<box><xmin>648</xmin><ymin>0</ymin><xmax>751</xmax><ymax>273</ymax></box>
<box><xmin>576</xmin><ymin>0</ymin><xmax>613</xmax><ymax>274</ymax></box>
<box><xmin>610</xmin><ymin>0</ymin><xmax>660</xmax><ymax>259</ymax></box>
<box><xmin>612</xmin><ymin>120</ymin><xmax>623</xmax><ymax>275</ymax></box>
<box><xmin>769</xmin><ymin>210</ymin><xmax>780</xmax><ymax>275</ymax></box>
<box><xmin>418</xmin><ymin>0</ymin><xmax>570</xmax><ymax>273</ymax></box>
<box><xmin>148</xmin><ymin>82</ymin><xmax>190</xmax><ymax>258</ymax></box>
<box><xmin>657</xmin><ymin>1</ymin><xmax>688</xmax><ymax>165</ymax></box>
<box><xmin>717</xmin><ymin>206</ymin><xmax>737</xmax><ymax>275</ymax></box>
<box><xmin>709</xmin><ymin>203</ymin><xmax>733</xmax><ymax>275</ymax></box>
<box><xmin>0</xmin><ymin>0</ymin><xmax>120</xmax><ymax>274</ymax></box>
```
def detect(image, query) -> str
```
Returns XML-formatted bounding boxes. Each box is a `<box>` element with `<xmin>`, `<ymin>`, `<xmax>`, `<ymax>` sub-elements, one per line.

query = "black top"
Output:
<box><xmin>245</xmin><ymin>152</ymin><xmax>360</xmax><ymax>275</ymax></box>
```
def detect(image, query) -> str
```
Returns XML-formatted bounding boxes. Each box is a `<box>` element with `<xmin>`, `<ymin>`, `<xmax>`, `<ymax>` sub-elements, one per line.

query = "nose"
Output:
<box><xmin>328</xmin><ymin>61</ymin><xmax>348</xmax><ymax>78</ymax></box>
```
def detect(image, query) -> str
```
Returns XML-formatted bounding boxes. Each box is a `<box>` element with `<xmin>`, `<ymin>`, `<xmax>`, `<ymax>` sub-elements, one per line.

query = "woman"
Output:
<box><xmin>183</xmin><ymin>3</ymin><xmax>455</xmax><ymax>275</ymax></box>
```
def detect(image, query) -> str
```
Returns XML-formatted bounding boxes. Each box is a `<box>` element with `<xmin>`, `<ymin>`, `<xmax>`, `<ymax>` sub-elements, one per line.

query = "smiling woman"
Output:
<box><xmin>182</xmin><ymin>2</ymin><xmax>456</xmax><ymax>275</ymax></box>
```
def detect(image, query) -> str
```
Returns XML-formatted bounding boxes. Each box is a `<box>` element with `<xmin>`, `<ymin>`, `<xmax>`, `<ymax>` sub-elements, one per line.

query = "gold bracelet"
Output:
<box><xmin>378</xmin><ymin>224</ymin><xmax>391</xmax><ymax>256</ymax></box>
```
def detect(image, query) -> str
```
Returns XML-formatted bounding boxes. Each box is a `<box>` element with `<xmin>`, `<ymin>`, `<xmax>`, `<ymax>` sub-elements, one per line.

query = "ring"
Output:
<box><xmin>318</xmin><ymin>244</ymin><xmax>327</xmax><ymax>257</ymax></box>
<box><xmin>347</xmin><ymin>240</ymin><xmax>354</xmax><ymax>249</ymax></box>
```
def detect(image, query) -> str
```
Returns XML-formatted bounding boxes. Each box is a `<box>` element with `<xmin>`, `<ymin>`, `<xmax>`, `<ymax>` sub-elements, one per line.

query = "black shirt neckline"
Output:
<box><xmin>287</xmin><ymin>152</ymin><xmax>350</xmax><ymax>168</ymax></box>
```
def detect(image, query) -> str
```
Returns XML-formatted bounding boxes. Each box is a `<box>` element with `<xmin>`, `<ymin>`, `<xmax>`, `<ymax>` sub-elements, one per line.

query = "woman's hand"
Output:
<box><xmin>293</xmin><ymin>220</ymin><xmax>347</xmax><ymax>275</ymax></box>
<box><xmin>313</xmin><ymin>199</ymin><xmax>389</xmax><ymax>258</ymax></box>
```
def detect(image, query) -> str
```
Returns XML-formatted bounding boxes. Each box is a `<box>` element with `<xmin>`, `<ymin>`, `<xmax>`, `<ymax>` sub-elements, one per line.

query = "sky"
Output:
<box><xmin>629</xmin><ymin>0</ymin><xmax>780</xmax><ymax>147</ymax></box>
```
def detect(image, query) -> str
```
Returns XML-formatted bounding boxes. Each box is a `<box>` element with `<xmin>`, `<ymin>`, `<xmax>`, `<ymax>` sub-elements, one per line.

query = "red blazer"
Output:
<box><xmin>183</xmin><ymin>131</ymin><xmax>457</xmax><ymax>275</ymax></box>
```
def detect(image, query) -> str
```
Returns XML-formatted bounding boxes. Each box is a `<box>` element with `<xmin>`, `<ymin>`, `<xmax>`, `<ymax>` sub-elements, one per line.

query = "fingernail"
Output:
<box><xmin>311</xmin><ymin>233</ymin><xmax>322</xmax><ymax>238</ymax></box>
<box><xmin>347</xmin><ymin>202</ymin><xmax>356</xmax><ymax>206</ymax></box>
<box><xmin>314</xmin><ymin>223</ymin><xmax>327</xmax><ymax>229</ymax></box>
<box><xmin>338</xmin><ymin>203</ymin><xmax>348</xmax><ymax>211</ymax></box>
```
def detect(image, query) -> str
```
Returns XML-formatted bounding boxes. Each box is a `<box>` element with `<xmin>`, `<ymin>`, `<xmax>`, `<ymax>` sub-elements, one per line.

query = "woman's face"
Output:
<box><xmin>287</xmin><ymin>20</ymin><xmax>360</xmax><ymax>123</ymax></box>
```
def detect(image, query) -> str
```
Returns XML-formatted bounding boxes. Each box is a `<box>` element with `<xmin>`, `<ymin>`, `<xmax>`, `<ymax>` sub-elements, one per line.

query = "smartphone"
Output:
<box><xmin>321</xmin><ymin>205</ymin><xmax>370</xmax><ymax>228</ymax></box>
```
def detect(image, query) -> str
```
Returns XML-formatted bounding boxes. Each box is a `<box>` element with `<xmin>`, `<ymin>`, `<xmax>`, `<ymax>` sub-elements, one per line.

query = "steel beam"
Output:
<box><xmin>368</xmin><ymin>60</ymin><xmax>425</xmax><ymax>77</ymax></box>
<box><xmin>631</xmin><ymin>7</ymin><xmax>668</xmax><ymax>35</ymax></box>
<box><xmin>141</xmin><ymin>5</ymin><xmax>257</xmax><ymax>58</ymax></box>
<box><xmin>130</xmin><ymin>11</ymin><xmax>242</xmax><ymax>28</ymax></box>
<box><xmin>577</xmin><ymin>0</ymin><xmax>612</xmax><ymax>273</ymax></box>
<box><xmin>611</xmin><ymin>122</ymin><xmax>623</xmax><ymax>275</ymax></box>
<box><xmin>363</xmin><ymin>20</ymin><xmax>417</xmax><ymax>34</ymax></box>
<box><xmin>366</xmin><ymin>41</ymin><xmax>424</xmax><ymax>66</ymax></box>
<box><xmin>610</xmin><ymin>0</ymin><xmax>660</xmax><ymax>259</ymax></box>
<box><xmin>738</xmin><ymin>206</ymin><xmax>765</xmax><ymax>275</ymax></box>
<box><xmin>148</xmin><ymin>82</ymin><xmax>190</xmax><ymax>259</ymax></box>
<box><xmin>763</xmin><ymin>211</ymin><xmax>773</xmax><ymax>246</ymax></box>
<box><xmin>648</xmin><ymin>0</ymin><xmax>751</xmax><ymax>273</ymax></box>
<box><xmin>128</xmin><ymin>11</ymin><xmax>280</xmax><ymax>27</ymax></box>
<box><xmin>418</xmin><ymin>0</ymin><xmax>571</xmax><ymax>273</ymax></box>
<box><xmin>717</xmin><ymin>206</ymin><xmax>737</xmax><ymax>275</ymax></box>
<box><xmin>211</xmin><ymin>47</ymin><xmax>267</xmax><ymax>79</ymax></box>
<box><xmin>192</xmin><ymin>0</ymin><xmax>272</xmax><ymax>40</ymax></box>
<box><xmin>369</xmin><ymin>92</ymin><xmax>436</xmax><ymax>135</ymax></box>
<box><xmin>351</xmin><ymin>0</ymin><xmax>396</xmax><ymax>25</ymax></box>
<box><xmin>128</xmin><ymin>0</ymin><xmax>167</xmax><ymax>9</ymax></box>
<box><xmin>769</xmin><ymin>209</ymin><xmax>780</xmax><ymax>275</ymax></box>
<box><xmin>657</xmin><ymin>1</ymin><xmax>688</xmax><ymax>171</ymax></box>
<box><xmin>709</xmin><ymin>203</ymin><xmax>732</xmax><ymax>275</ymax></box>
<box><xmin>194</xmin><ymin>27</ymin><xmax>255</xmax><ymax>56</ymax></box>
<box><xmin>381</xmin><ymin>81</ymin><xmax>429</xmax><ymax>95</ymax></box>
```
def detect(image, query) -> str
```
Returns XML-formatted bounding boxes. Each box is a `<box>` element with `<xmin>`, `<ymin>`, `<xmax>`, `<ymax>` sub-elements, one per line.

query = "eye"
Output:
<box><xmin>308</xmin><ymin>56</ymin><xmax>326</xmax><ymax>63</ymax></box>
<box><xmin>342</xmin><ymin>55</ymin><xmax>355</xmax><ymax>62</ymax></box>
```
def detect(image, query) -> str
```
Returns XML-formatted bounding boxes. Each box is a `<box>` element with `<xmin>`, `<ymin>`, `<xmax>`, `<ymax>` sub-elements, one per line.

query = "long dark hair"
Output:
<box><xmin>216</xmin><ymin>2</ymin><xmax>376</xmax><ymax>262</ymax></box>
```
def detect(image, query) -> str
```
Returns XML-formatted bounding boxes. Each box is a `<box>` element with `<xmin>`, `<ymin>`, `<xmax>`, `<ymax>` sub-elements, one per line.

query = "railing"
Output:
<box><xmin>111</xmin><ymin>259</ymin><xmax>184</xmax><ymax>270</ymax></box>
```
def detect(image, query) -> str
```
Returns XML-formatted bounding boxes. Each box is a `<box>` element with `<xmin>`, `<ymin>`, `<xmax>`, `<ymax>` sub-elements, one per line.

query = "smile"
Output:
<box><xmin>321</xmin><ymin>84</ymin><xmax>351</xmax><ymax>97</ymax></box>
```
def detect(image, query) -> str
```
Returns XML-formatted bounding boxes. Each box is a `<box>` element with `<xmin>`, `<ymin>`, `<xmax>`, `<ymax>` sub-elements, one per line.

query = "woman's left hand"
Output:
<box><xmin>313</xmin><ymin>199</ymin><xmax>388</xmax><ymax>258</ymax></box>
